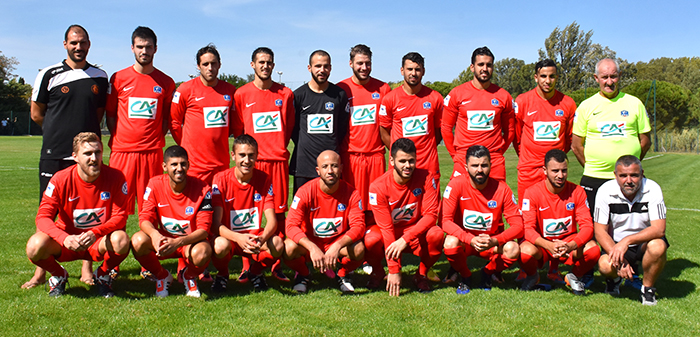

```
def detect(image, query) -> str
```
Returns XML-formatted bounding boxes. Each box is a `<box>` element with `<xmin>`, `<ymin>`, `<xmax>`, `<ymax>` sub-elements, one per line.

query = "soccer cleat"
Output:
<box><xmin>565</xmin><ymin>273</ymin><xmax>585</xmax><ymax>295</ymax></box>
<box><xmin>272</xmin><ymin>266</ymin><xmax>290</xmax><ymax>282</ymax></box>
<box><xmin>109</xmin><ymin>267</ymin><xmax>119</xmax><ymax>281</ymax></box>
<box><xmin>442</xmin><ymin>267</ymin><xmax>459</xmax><ymax>284</ymax></box>
<box><xmin>155</xmin><ymin>272</ymin><xmax>174</xmax><ymax>298</ymax></box>
<box><xmin>140</xmin><ymin>268</ymin><xmax>156</xmax><ymax>282</ymax></box>
<box><xmin>520</xmin><ymin>273</ymin><xmax>540</xmax><ymax>291</ymax></box>
<box><xmin>624</xmin><ymin>274</ymin><xmax>643</xmax><ymax>291</ymax></box>
<box><xmin>479</xmin><ymin>268</ymin><xmax>493</xmax><ymax>290</ymax></box>
<box><xmin>515</xmin><ymin>269</ymin><xmax>527</xmax><ymax>282</ymax></box>
<box><xmin>366</xmin><ymin>270</ymin><xmax>386</xmax><ymax>290</ymax></box>
<box><xmin>547</xmin><ymin>271</ymin><xmax>566</xmax><ymax>284</ymax></box>
<box><xmin>211</xmin><ymin>275</ymin><xmax>228</xmax><ymax>293</ymax></box>
<box><xmin>605</xmin><ymin>277</ymin><xmax>622</xmax><ymax>296</ymax></box>
<box><xmin>456</xmin><ymin>276</ymin><xmax>471</xmax><ymax>295</ymax></box>
<box><xmin>336</xmin><ymin>275</ymin><xmax>355</xmax><ymax>293</ymax></box>
<box><xmin>250</xmin><ymin>273</ymin><xmax>269</xmax><ymax>292</ymax></box>
<box><xmin>413</xmin><ymin>274</ymin><xmax>432</xmax><ymax>293</ymax></box>
<box><xmin>48</xmin><ymin>273</ymin><xmax>68</xmax><ymax>297</ymax></box>
<box><xmin>94</xmin><ymin>270</ymin><xmax>115</xmax><ymax>298</ymax></box>
<box><xmin>581</xmin><ymin>273</ymin><xmax>595</xmax><ymax>289</ymax></box>
<box><xmin>199</xmin><ymin>270</ymin><xmax>213</xmax><ymax>282</ymax></box>
<box><xmin>237</xmin><ymin>269</ymin><xmax>250</xmax><ymax>283</ymax></box>
<box><xmin>641</xmin><ymin>286</ymin><xmax>657</xmax><ymax>305</ymax></box>
<box><xmin>292</xmin><ymin>273</ymin><xmax>310</xmax><ymax>293</ymax></box>
<box><xmin>361</xmin><ymin>262</ymin><xmax>373</xmax><ymax>275</ymax></box>
<box><xmin>184</xmin><ymin>274</ymin><xmax>201</xmax><ymax>298</ymax></box>
<box><xmin>491</xmin><ymin>271</ymin><xmax>505</xmax><ymax>284</ymax></box>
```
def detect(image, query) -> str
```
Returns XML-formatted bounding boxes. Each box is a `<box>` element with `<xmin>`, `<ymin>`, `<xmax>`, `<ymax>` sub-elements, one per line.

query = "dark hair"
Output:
<box><xmin>544</xmin><ymin>149</ymin><xmax>567</xmax><ymax>166</ymax></box>
<box><xmin>471</xmin><ymin>46</ymin><xmax>494</xmax><ymax>65</ymax></box>
<box><xmin>615</xmin><ymin>155</ymin><xmax>642</xmax><ymax>170</ymax></box>
<box><xmin>196</xmin><ymin>44</ymin><xmax>220</xmax><ymax>65</ymax></box>
<box><xmin>535</xmin><ymin>58</ymin><xmax>557</xmax><ymax>74</ymax></box>
<box><xmin>309</xmin><ymin>50</ymin><xmax>330</xmax><ymax>65</ymax></box>
<box><xmin>391</xmin><ymin>138</ymin><xmax>416</xmax><ymax>157</ymax></box>
<box><xmin>402</xmin><ymin>52</ymin><xmax>424</xmax><ymax>68</ymax></box>
<box><xmin>64</xmin><ymin>24</ymin><xmax>89</xmax><ymax>41</ymax></box>
<box><xmin>164</xmin><ymin>145</ymin><xmax>188</xmax><ymax>162</ymax></box>
<box><xmin>252</xmin><ymin>47</ymin><xmax>274</xmax><ymax>62</ymax></box>
<box><xmin>466</xmin><ymin>145</ymin><xmax>491</xmax><ymax>161</ymax></box>
<box><xmin>350</xmin><ymin>44</ymin><xmax>372</xmax><ymax>61</ymax></box>
<box><xmin>233</xmin><ymin>134</ymin><xmax>259</xmax><ymax>152</ymax></box>
<box><xmin>132</xmin><ymin>26</ymin><xmax>157</xmax><ymax>46</ymax></box>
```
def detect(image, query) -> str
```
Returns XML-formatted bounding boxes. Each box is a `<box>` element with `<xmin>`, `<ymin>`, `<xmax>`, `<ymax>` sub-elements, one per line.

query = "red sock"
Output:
<box><xmin>363</xmin><ymin>227</ymin><xmax>385</xmax><ymax>274</ymax></box>
<box><xmin>241</xmin><ymin>256</ymin><xmax>251</xmax><ymax>271</ymax></box>
<box><xmin>135</xmin><ymin>252</ymin><xmax>168</xmax><ymax>279</ymax></box>
<box><xmin>183</xmin><ymin>261</ymin><xmax>206</xmax><ymax>279</ymax></box>
<box><xmin>418</xmin><ymin>227</ymin><xmax>444</xmax><ymax>276</ymax></box>
<box><xmin>519</xmin><ymin>253</ymin><xmax>538</xmax><ymax>276</ymax></box>
<box><xmin>97</xmin><ymin>251</ymin><xmax>128</xmax><ymax>277</ymax></box>
<box><xmin>338</xmin><ymin>257</ymin><xmax>361</xmax><ymax>277</ymax></box>
<box><xmin>30</xmin><ymin>257</ymin><xmax>65</xmax><ymax>277</ymax></box>
<box><xmin>284</xmin><ymin>257</ymin><xmax>309</xmax><ymax>276</ymax></box>
<box><xmin>177</xmin><ymin>258</ymin><xmax>186</xmax><ymax>275</ymax></box>
<box><xmin>445</xmin><ymin>246</ymin><xmax>471</xmax><ymax>278</ymax></box>
<box><xmin>212</xmin><ymin>251</ymin><xmax>233</xmax><ymax>278</ymax></box>
<box><xmin>548</xmin><ymin>260</ymin><xmax>560</xmax><ymax>274</ymax></box>
<box><xmin>485</xmin><ymin>254</ymin><xmax>517</xmax><ymax>274</ymax></box>
<box><xmin>572</xmin><ymin>245</ymin><xmax>601</xmax><ymax>277</ymax></box>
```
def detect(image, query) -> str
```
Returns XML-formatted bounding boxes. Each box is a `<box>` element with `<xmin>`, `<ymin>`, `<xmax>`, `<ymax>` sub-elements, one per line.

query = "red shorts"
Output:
<box><xmin>531</xmin><ymin>235</ymin><xmax>578</xmax><ymax>268</ymax></box>
<box><xmin>342</xmin><ymin>152</ymin><xmax>385</xmax><ymax>209</ymax></box>
<box><xmin>57</xmin><ymin>235</ymin><xmax>106</xmax><ymax>262</ymax></box>
<box><xmin>517</xmin><ymin>165</ymin><xmax>545</xmax><ymax>204</ymax></box>
<box><xmin>255</xmin><ymin>160</ymin><xmax>289</xmax><ymax>213</ymax></box>
<box><xmin>452</xmin><ymin>152</ymin><xmax>506</xmax><ymax>182</ymax></box>
<box><xmin>109</xmin><ymin>150</ymin><xmax>163</xmax><ymax>214</ymax></box>
<box><xmin>366</xmin><ymin>224</ymin><xmax>441</xmax><ymax>257</ymax></box>
<box><xmin>190</xmin><ymin>166</ymin><xmax>227</xmax><ymax>186</ymax></box>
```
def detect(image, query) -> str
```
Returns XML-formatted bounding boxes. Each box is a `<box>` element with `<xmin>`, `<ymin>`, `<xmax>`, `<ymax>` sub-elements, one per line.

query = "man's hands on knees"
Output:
<box><xmin>64</xmin><ymin>231</ymin><xmax>97</xmax><ymax>251</ymax></box>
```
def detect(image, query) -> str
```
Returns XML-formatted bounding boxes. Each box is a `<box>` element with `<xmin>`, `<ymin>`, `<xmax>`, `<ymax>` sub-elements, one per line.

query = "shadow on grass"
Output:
<box><xmin>663</xmin><ymin>258</ymin><xmax>699</xmax><ymax>279</ymax></box>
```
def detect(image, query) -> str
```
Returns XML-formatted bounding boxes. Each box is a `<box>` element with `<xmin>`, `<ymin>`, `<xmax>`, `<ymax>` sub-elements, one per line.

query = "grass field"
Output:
<box><xmin>1</xmin><ymin>136</ymin><xmax>699</xmax><ymax>336</ymax></box>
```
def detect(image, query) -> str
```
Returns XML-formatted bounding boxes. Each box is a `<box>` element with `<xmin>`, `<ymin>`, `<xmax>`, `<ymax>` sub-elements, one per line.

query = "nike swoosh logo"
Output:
<box><xmin>539</xmin><ymin>207</ymin><xmax>550</xmax><ymax>211</ymax></box>
<box><xmin>461</xmin><ymin>100</ymin><xmax>471</xmax><ymax>105</ymax></box>
<box><xmin>527</xmin><ymin>110</ymin><xmax>538</xmax><ymax>116</ymax></box>
<box><xmin>123</xmin><ymin>86</ymin><xmax>134</xmax><ymax>92</ymax></box>
<box><xmin>246</xmin><ymin>102</ymin><xmax>256</xmax><ymax>108</ymax></box>
<box><xmin>460</xmin><ymin>197</ymin><xmax>471</xmax><ymax>201</ymax></box>
<box><xmin>592</xmin><ymin>111</ymin><xmax>602</xmax><ymax>115</ymax></box>
<box><xmin>388</xmin><ymin>200</ymin><xmax>399</xmax><ymax>205</ymax></box>
<box><xmin>396</xmin><ymin>107</ymin><xmax>407</xmax><ymax>112</ymax></box>
<box><xmin>195</xmin><ymin>97</ymin><xmax>205</xmax><ymax>101</ymax></box>
<box><xmin>310</xmin><ymin>206</ymin><xmax>321</xmax><ymax>211</ymax></box>
<box><xmin>158</xmin><ymin>203</ymin><xmax>169</xmax><ymax>207</ymax></box>
<box><xmin>69</xmin><ymin>196</ymin><xmax>80</xmax><ymax>202</ymax></box>
<box><xmin>279</xmin><ymin>205</ymin><xmax>286</xmax><ymax>209</ymax></box>
<box><xmin>225</xmin><ymin>197</ymin><xmax>235</xmax><ymax>202</ymax></box>
<box><xmin>302</xmin><ymin>105</ymin><xmax>311</xmax><ymax>110</ymax></box>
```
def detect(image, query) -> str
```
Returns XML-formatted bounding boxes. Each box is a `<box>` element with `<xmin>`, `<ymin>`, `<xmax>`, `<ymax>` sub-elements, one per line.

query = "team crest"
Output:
<box><xmin>337</xmin><ymin>203</ymin><xmax>346</xmax><ymax>211</ymax></box>
<box><xmin>100</xmin><ymin>192</ymin><xmax>111</xmax><ymax>200</ymax></box>
<box><xmin>325</xmin><ymin>102</ymin><xmax>334</xmax><ymax>111</ymax></box>
<box><xmin>275</xmin><ymin>99</ymin><xmax>283</xmax><ymax>107</ymax></box>
<box><xmin>205</xmin><ymin>191</ymin><xmax>212</xmax><ymax>199</ymax></box>
<box><xmin>566</xmin><ymin>202</ymin><xmax>575</xmax><ymax>211</ymax></box>
<box><xmin>223</xmin><ymin>95</ymin><xmax>231</xmax><ymax>101</ymax></box>
<box><xmin>487</xmin><ymin>200</ymin><xmax>497</xmax><ymax>209</ymax></box>
<box><xmin>153</xmin><ymin>86</ymin><xmax>162</xmax><ymax>94</ymax></box>
<box><xmin>185</xmin><ymin>206</ymin><xmax>194</xmax><ymax>215</ymax></box>
<box><xmin>91</xmin><ymin>85</ymin><xmax>99</xmax><ymax>95</ymax></box>
<box><xmin>555</xmin><ymin>109</ymin><xmax>564</xmax><ymax>117</ymax></box>
<box><xmin>422</xmin><ymin>102</ymin><xmax>431</xmax><ymax>110</ymax></box>
<box><xmin>122</xmin><ymin>182</ymin><xmax>128</xmax><ymax>195</ymax></box>
<box><xmin>413</xmin><ymin>188</ymin><xmax>423</xmax><ymax>196</ymax></box>
<box><xmin>372</xmin><ymin>93</ymin><xmax>380</xmax><ymax>100</ymax></box>
<box><xmin>358</xmin><ymin>200</ymin><xmax>363</xmax><ymax>211</ymax></box>
<box><xmin>254</xmin><ymin>193</ymin><xmax>262</xmax><ymax>202</ymax></box>
<box><xmin>621</xmin><ymin>110</ymin><xmax>629</xmax><ymax>117</ymax></box>
<box><xmin>491</xmin><ymin>98</ymin><xmax>499</xmax><ymax>107</ymax></box>
<box><xmin>268</xmin><ymin>185</ymin><xmax>274</xmax><ymax>196</ymax></box>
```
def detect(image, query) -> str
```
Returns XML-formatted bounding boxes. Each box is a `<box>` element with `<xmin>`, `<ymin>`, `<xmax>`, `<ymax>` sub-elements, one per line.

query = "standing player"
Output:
<box><xmin>290</xmin><ymin>50</ymin><xmax>349</xmax><ymax>194</ymax></box>
<box><xmin>379</xmin><ymin>52</ymin><xmax>443</xmax><ymax>180</ymax></box>
<box><xmin>518</xmin><ymin>149</ymin><xmax>600</xmax><ymax>294</ymax></box>
<box><xmin>25</xmin><ymin>132</ymin><xmax>130</xmax><ymax>297</ymax></box>
<box><xmin>106</xmin><ymin>26</ymin><xmax>176</xmax><ymax>216</ymax></box>
<box><xmin>231</xmin><ymin>47</ymin><xmax>294</xmax><ymax>282</ymax></box>
<box><xmin>337</xmin><ymin>44</ymin><xmax>391</xmax><ymax>217</ymax></box>
<box><xmin>284</xmin><ymin>150</ymin><xmax>365</xmax><ymax>293</ymax></box>
<box><xmin>210</xmin><ymin>135</ymin><xmax>284</xmax><ymax>292</ymax></box>
<box><xmin>365</xmin><ymin>138</ymin><xmax>444</xmax><ymax>296</ymax></box>
<box><xmin>26</xmin><ymin>24</ymin><xmax>109</xmax><ymax>289</ymax></box>
<box><xmin>441</xmin><ymin>46</ymin><xmax>515</xmax><ymax>181</ymax></box>
<box><xmin>170</xmin><ymin>44</ymin><xmax>236</xmax><ymax>185</ymax></box>
<box><xmin>131</xmin><ymin>146</ymin><xmax>213</xmax><ymax>298</ymax></box>
<box><xmin>441</xmin><ymin>145</ymin><xmax>522</xmax><ymax>293</ymax></box>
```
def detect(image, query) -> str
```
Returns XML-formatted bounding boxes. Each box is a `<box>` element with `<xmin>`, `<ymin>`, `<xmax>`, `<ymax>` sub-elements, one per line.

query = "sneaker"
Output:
<box><xmin>442</xmin><ymin>267</ymin><xmax>459</xmax><ymax>284</ymax></box>
<box><xmin>605</xmin><ymin>277</ymin><xmax>622</xmax><ymax>296</ymax></box>
<box><xmin>413</xmin><ymin>274</ymin><xmax>432</xmax><ymax>293</ymax></box>
<box><xmin>199</xmin><ymin>270</ymin><xmax>213</xmax><ymax>282</ymax></box>
<box><xmin>238</xmin><ymin>269</ymin><xmax>250</xmax><ymax>283</ymax></box>
<box><xmin>140</xmin><ymin>269</ymin><xmax>156</xmax><ymax>282</ymax></box>
<box><xmin>361</xmin><ymin>262</ymin><xmax>373</xmax><ymax>275</ymax></box>
<box><xmin>581</xmin><ymin>272</ymin><xmax>595</xmax><ymax>289</ymax></box>
<box><xmin>456</xmin><ymin>276</ymin><xmax>471</xmax><ymax>295</ymax></box>
<box><xmin>250</xmin><ymin>273</ymin><xmax>269</xmax><ymax>292</ymax></box>
<box><xmin>520</xmin><ymin>273</ymin><xmax>540</xmax><ymax>291</ymax></box>
<box><xmin>94</xmin><ymin>270</ymin><xmax>115</xmax><ymax>298</ymax></box>
<box><xmin>547</xmin><ymin>271</ymin><xmax>566</xmax><ymax>284</ymax></box>
<box><xmin>491</xmin><ymin>271</ymin><xmax>504</xmax><ymax>284</ymax></box>
<box><xmin>479</xmin><ymin>269</ymin><xmax>493</xmax><ymax>290</ymax></box>
<box><xmin>184</xmin><ymin>274</ymin><xmax>201</xmax><ymax>298</ymax></box>
<box><xmin>366</xmin><ymin>270</ymin><xmax>386</xmax><ymax>290</ymax></box>
<box><xmin>515</xmin><ymin>269</ymin><xmax>527</xmax><ymax>282</ymax></box>
<box><xmin>211</xmin><ymin>275</ymin><xmax>228</xmax><ymax>293</ymax></box>
<box><xmin>565</xmin><ymin>273</ymin><xmax>585</xmax><ymax>295</ymax></box>
<box><xmin>272</xmin><ymin>266</ymin><xmax>290</xmax><ymax>282</ymax></box>
<box><xmin>624</xmin><ymin>274</ymin><xmax>643</xmax><ymax>291</ymax></box>
<box><xmin>109</xmin><ymin>268</ymin><xmax>119</xmax><ymax>281</ymax></box>
<box><xmin>641</xmin><ymin>286</ymin><xmax>657</xmax><ymax>305</ymax></box>
<box><xmin>293</xmin><ymin>273</ymin><xmax>310</xmax><ymax>293</ymax></box>
<box><xmin>155</xmin><ymin>272</ymin><xmax>174</xmax><ymax>298</ymax></box>
<box><xmin>48</xmin><ymin>272</ymin><xmax>68</xmax><ymax>297</ymax></box>
<box><xmin>336</xmin><ymin>275</ymin><xmax>355</xmax><ymax>293</ymax></box>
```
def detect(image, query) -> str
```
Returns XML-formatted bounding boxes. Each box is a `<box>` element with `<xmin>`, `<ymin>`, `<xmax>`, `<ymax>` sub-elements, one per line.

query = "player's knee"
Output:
<box><xmin>268</xmin><ymin>236</ymin><xmax>284</xmax><ymax>258</ymax></box>
<box><xmin>109</xmin><ymin>230</ymin><xmax>130</xmax><ymax>254</ymax></box>
<box><xmin>213</xmin><ymin>236</ymin><xmax>231</xmax><ymax>257</ymax></box>
<box><xmin>363</xmin><ymin>229</ymin><xmax>381</xmax><ymax>250</ymax></box>
<box><xmin>520</xmin><ymin>241</ymin><xmax>538</xmax><ymax>256</ymax></box>
<box><xmin>426</xmin><ymin>227</ymin><xmax>445</xmax><ymax>247</ymax></box>
<box><xmin>645</xmin><ymin>239</ymin><xmax>668</xmax><ymax>259</ymax></box>
<box><xmin>503</xmin><ymin>241</ymin><xmax>520</xmax><ymax>259</ymax></box>
<box><xmin>597</xmin><ymin>254</ymin><xmax>614</xmax><ymax>275</ymax></box>
<box><xmin>26</xmin><ymin>232</ymin><xmax>51</xmax><ymax>260</ymax></box>
<box><xmin>191</xmin><ymin>241</ymin><xmax>212</xmax><ymax>266</ymax></box>
<box><xmin>351</xmin><ymin>241</ymin><xmax>365</xmax><ymax>261</ymax></box>
<box><xmin>130</xmin><ymin>231</ymin><xmax>151</xmax><ymax>254</ymax></box>
<box><xmin>443</xmin><ymin>235</ymin><xmax>461</xmax><ymax>250</ymax></box>
<box><xmin>583</xmin><ymin>240</ymin><xmax>599</xmax><ymax>251</ymax></box>
<box><xmin>283</xmin><ymin>239</ymin><xmax>298</xmax><ymax>259</ymax></box>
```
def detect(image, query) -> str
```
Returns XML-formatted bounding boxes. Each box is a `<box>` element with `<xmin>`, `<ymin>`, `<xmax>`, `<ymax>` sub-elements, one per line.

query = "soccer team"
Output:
<box><xmin>23</xmin><ymin>25</ymin><xmax>669</xmax><ymax>306</ymax></box>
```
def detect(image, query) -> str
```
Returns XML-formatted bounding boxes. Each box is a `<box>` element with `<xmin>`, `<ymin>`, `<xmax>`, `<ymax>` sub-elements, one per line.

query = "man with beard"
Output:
<box><xmin>26</xmin><ymin>132</ymin><xmax>130</xmax><ymax>297</ymax></box>
<box><xmin>378</xmin><ymin>52</ymin><xmax>443</xmax><ymax>181</ymax></box>
<box><xmin>441</xmin><ymin>47</ymin><xmax>515</xmax><ymax>181</ymax></box>
<box><xmin>290</xmin><ymin>50</ymin><xmax>349</xmax><ymax>194</ymax></box>
<box><xmin>594</xmin><ymin>155</ymin><xmax>667</xmax><ymax>305</ymax></box>
<box><xmin>441</xmin><ymin>145</ymin><xmax>522</xmax><ymax>294</ymax></box>
<box><xmin>26</xmin><ymin>24</ymin><xmax>109</xmax><ymax>289</ymax></box>
<box><xmin>518</xmin><ymin>149</ymin><xmax>600</xmax><ymax>294</ymax></box>
<box><xmin>364</xmin><ymin>138</ymin><xmax>444</xmax><ymax>295</ymax></box>
<box><xmin>131</xmin><ymin>145</ymin><xmax>213</xmax><ymax>298</ymax></box>
<box><xmin>284</xmin><ymin>150</ymin><xmax>365</xmax><ymax>293</ymax></box>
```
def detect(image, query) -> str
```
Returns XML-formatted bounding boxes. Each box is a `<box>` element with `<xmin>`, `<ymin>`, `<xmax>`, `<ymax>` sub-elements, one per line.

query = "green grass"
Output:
<box><xmin>1</xmin><ymin>136</ymin><xmax>699</xmax><ymax>336</ymax></box>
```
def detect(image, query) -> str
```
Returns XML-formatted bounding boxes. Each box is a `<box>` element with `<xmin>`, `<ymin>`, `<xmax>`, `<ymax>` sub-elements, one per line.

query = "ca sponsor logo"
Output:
<box><xmin>253</xmin><ymin>111</ymin><xmax>282</xmax><ymax>133</ymax></box>
<box><xmin>128</xmin><ymin>97</ymin><xmax>158</xmax><ymax>119</ymax></box>
<box><xmin>597</xmin><ymin>121</ymin><xmax>626</xmax><ymax>138</ymax></box>
<box><xmin>161</xmin><ymin>216</ymin><xmax>190</xmax><ymax>236</ymax></box>
<box><xmin>543</xmin><ymin>216</ymin><xmax>572</xmax><ymax>237</ymax></box>
<box><xmin>401</xmin><ymin>114</ymin><xmax>428</xmax><ymax>137</ymax></box>
<box><xmin>467</xmin><ymin>110</ymin><xmax>495</xmax><ymax>130</ymax></box>
<box><xmin>312</xmin><ymin>217</ymin><xmax>344</xmax><ymax>238</ymax></box>
<box><xmin>462</xmin><ymin>210</ymin><xmax>493</xmax><ymax>231</ymax></box>
<box><xmin>391</xmin><ymin>202</ymin><xmax>417</xmax><ymax>223</ymax></box>
<box><xmin>73</xmin><ymin>207</ymin><xmax>106</xmax><ymax>229</ymax></box>
<box><xmin>307</xmin><ymin>114</ymin><xmax>334</xmax><ymax>134</ymax></box>
<box><xmin>533</xmin><ymin>121</ymin><xmax>561</xmax><ymax>141</ymax></box>
<box><xmin>230</xmin><ymin>207</ymin><xmax>260</xmax><ymax>232</ymax></box>
<box><xmin>350</xmin><ymin>104</ymin><xmax>376</xmax><ymax>126</ymax></box>
<box><xmin>204</xmin><ymin>106</ymin><xmax>229</xmax><ymax>128</ymax></box>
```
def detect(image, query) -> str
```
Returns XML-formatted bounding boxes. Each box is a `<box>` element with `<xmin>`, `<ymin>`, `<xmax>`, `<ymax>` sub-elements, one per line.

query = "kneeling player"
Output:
<box><xmin>210</xmin><ymin>135</ymin><xmax>284</xmax><ymax>292</ymax></box>
<box><xmin>26</xmin><ymin>132</ymin><xmax>130</xmax><ymax>297</ymax></box>
<box><xmin>519</xmin><ymin>149</ymin><xmax>600</xmax><ymax>294</ymax></box>
<box><xmin>284</xmin><ymin>150</ymin><xmax>365</xmax><ymax>293</ymax></box>
<box><xmin>131</xmin><ymin>146</ymin><xmax>213</xmax><ymax>298</ymax></box>
<box><xmin>441</xmin><ymin>145</ymin><xmax>522</xmax><ymax>294</ymax></box>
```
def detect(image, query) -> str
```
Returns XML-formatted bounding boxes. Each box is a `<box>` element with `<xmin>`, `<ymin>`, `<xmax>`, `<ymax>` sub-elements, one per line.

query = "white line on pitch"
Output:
<box><xmin>643</xmin><ymin>154</ymin><xmax>664</xmax><ymax>160</ymax></box>
<box><xmin>668</xmin><ymin>207</ymin><xmax>700</xmax><ymax>213</ymax></box>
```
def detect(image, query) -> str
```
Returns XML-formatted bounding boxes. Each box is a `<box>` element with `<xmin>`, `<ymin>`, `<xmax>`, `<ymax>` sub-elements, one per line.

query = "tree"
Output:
<box><xmin>219</xmin><ymin>73</ymin><xmax>249</xmax><ymax>88</ymax></box>
<box><xmin>424</xmin><ymin>81</ymin><xmax>456</xmax><ymax>97</ymax></box>
<box><xmin>492</xmin><ymin>58</ymin><xmax>534</xmax><ymax>98</ymax></box>
<box><xmin>0</xmin><ymin>52</ymin><xmax>34</xmax><ymax>134</ymax></box>
<box><xmin>0</xmin><ymin>52</ymin><xmax>18</xmax><ymax>82</ymax></box>
<box><xmin>622</xmin><ymin>80</ymin><xmax>695</xmax><ymax>130</ymax></box>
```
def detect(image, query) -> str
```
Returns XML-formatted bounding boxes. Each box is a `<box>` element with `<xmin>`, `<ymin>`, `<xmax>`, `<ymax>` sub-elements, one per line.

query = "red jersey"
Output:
<box><xmin>514</xmin><ymin>89</ymin><xmax>576</xmax><ymax>170</ymax></box>
<box><xmin>441</xmin><ymin>81</ymin><xmax>515</xmax><ymax>165</ymax></box>
<box><xmin>232</xmin><ymin>82</ymin><xmax>295</xmax><ymax>161</ymax></box>
<box><xmin>211</xmin><ymin>168</ymin><xmax>274</xmax><ymax>234</ymax></box>
<box><xmin>521</xmin><ymin>180</ymin><xmax>593</xmax><ymax>247</ymax></box>
<box><xmin>441</xmin><ymin>175</ymin><xmax>523</xmax><ymax>245</ymax></box>
<box><xmin>286</xmin><ymin>178</ymin><xmax>365</xmax><ymax>247</ymax></box>
<box><xmin>106</xmin><ymin>66</ymin><xmax>176</xmax><ymax>151</ymax></box>
<box><xmin>170</xmin><ymin>78</ymin><xmax>236</xmax><ymax>176</ymax></box>
<box><xmin>337</xmin><ymin>77</ymin><xmax>391</xmax><ymax>154</ymax></box>
<box><xmin>379</xmin><ymin>86</ymin><xmax>443</xmax><ymax>175</ymax></box>
<box><xmin>36</xmin><ymin>165</ymin><xmax>128</xmax><ymax>245</ymax></box>
<box><xmin>139</xmin><ymin>174</ymin><xmax>213</xmax><ymax>238</ymax></box>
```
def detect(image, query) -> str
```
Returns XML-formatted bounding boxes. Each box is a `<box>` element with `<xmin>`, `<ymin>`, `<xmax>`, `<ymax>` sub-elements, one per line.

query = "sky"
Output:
<box><xmin>3</xmin><ymin>0</ymin><xmax>700</xmax><ymax>90</ymax></box>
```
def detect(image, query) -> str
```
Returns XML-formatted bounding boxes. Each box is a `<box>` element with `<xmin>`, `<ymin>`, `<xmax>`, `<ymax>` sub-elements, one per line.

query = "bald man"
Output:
<box><xmin>283</xmin><ymin>150</ymin><xmax>366</xmax><ymax>293</ymax></box>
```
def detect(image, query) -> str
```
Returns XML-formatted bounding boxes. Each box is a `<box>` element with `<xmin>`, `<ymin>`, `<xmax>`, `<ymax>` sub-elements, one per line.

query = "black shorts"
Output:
<box><xmin>39</xmin><ymin>158</ymin><xmax>75</xmax><ymax>203</ymax></box>
<box><xmin>605</xmin><ymin>236</ymin><xmax>670</xmax><ymax>265</ymax></box>
<box><xmin>580</xmin><ymin>175</ymin><xmax>610</xmax><ymax>217</ymax></box>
